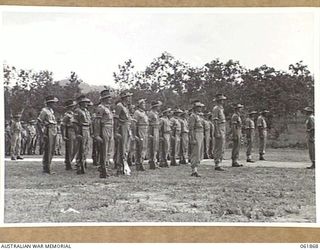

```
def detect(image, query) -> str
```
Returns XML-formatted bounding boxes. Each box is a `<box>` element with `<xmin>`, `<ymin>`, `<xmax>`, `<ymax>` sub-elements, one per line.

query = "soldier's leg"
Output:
<box><xmin>308</xmin><ymin>140</ymin><xmax>315</xmax><ymax>168</ymax></box>
<box><xmin>175</xmin><ymin>135</ymin><xmax>181</xmax><ymax>165</ymax></box>
<box><xmin>99</xmin><ymin>126</ymin><xmax>107</xmax><ymax>178</ymax></box>
<box><xmin>191</xmin><ymin>132</ymin><xmax>203</xmax><ymax>176</ymax></box>
<box><xmin>16</xmin><ymin>134</ymin><xmax>22</xmax><ymax>159</ymax></box>
<box><xmin>259</xmin><ymin>131</ymin><xmax>266</xmax><ymax>160</ymax></box>
<box><xmin>10</xmin><ymin>133</ymin><xmax>18</xmax><ymax>160</ymax></box>
<box><xmin>213</xmin><ymin>137</ymin><xmax>221</xmax><ymax>165</ymax></box>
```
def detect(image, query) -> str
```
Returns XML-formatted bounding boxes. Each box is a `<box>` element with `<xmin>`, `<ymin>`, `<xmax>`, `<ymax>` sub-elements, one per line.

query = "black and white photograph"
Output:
<box><xmin>1</xmin><ymin>7</ymin><xmax>318</xmax><ymax>224</ymax></box>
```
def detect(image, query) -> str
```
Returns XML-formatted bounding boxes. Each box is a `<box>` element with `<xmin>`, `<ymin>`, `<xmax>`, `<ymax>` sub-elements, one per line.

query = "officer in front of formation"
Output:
<box><xmin>94</xmin><ymin>89</ymin><xmax>114</xmax><ymax>178</ymax></box>
<box><xmin>148</xmin><ymin>100</ymin><xmax>162</xmax><ymax>169</ymax></box>
<box><xmin>303</xmin><ymin>107</ymin><xmax>315</xmax><ymax>169</ymax></box>
<box><xmin>188</xmin><ymin>100</ymin><xmax>205</xmax><ymax>177</ymax></box>
<box><xmin>61</xmin><ymin>99</ymin><xmax>77</xmax><ymax>170</ymax></box>
<box><xmin>37</xmin><ymin>95</ymin><xmax>59</xmax><ymax>174</ymax></box>
<box><xmin>245</xmin><ymin>110</ymin><xmax>257</xmax><ymax>163</ymax></box>
<box><xmin>133</xmin><ymin>99</ymin><xmax>149</xmax><ymax>171</ymax></box>
<box><xmin>73</xmin><ymin>95</ymin><xmax>92</xmax><ymax>175</ymax></box>
<box><xmin>212</xmin><ymin>93</ymin><xmax>227</xmax><ymax>171</ymax></box>
<box><xmin>231</xmin><ymin>104</ymin><xmax>244</xmax><ymax>167</ymax></box>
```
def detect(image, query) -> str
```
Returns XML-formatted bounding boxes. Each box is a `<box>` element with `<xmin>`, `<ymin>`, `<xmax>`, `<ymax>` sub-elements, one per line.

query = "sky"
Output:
<box><xmin>1</xmin><ymin>8</ymin><xmax>317</xmax><ymax>87</ymax></box>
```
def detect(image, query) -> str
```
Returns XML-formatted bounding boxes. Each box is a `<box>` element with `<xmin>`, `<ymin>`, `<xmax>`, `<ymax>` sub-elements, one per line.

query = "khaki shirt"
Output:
<box><xmin>115</xmin><ymin>102</ymin><xmax>130</xmax><ymax>124</ymax></box>
<box><xmin>38</xmin><ymin>107</ymin><xmax>57</xmax><ymax>126</ymax></box>
<box><xmin>170</xmin><ymin>117</ymin><xmax>181</xmax><ymax>134</ymax></box>
<box><xmin>62</xmin><ymin>111</ymin><xmax>74</xmax><ymax>128</ymax></box>
<box><xmin>11</xmin><ymin>120</ymin><xmax>22</xmax><ymax>134</ymax></box>
<box><xmin>212</xmin><ymin>105</ymin><xmax>226</xmax><ymax>124</ymax></box>
<box><xmin>27</xmin><ymin>125</ymin><xmax>36</xmax><ymax>137</ymax></box>
<box><xmin>203</xmin><ymin>119</ymin><xmax>211</xmax><ymax>132</ymax></box>
<box><xmin>160</xmin><ymin>117</ymin><xmax>171</xmax><ymax>134</ymax></box>
<box><xmin>148</xmin><ymin>110</ymin><xmax>160</xmax><ymax>128</ymax></box>
<box><xmin>96</xmin><ymin>104</ymin><xmax>113</xmax><ymax>125</ymax></box>
<box><xmin>245</xmin><ymin>118</ymin><xmax>255</xmax><ymax>130</ymax></box>
<box><xmin>73</xmin><ymin>107</ymin><xmax>91</xmax><ymax>127</ymax></box>
<box><xmin>180</xmin><ymin>118</ymin><xmax>189</xmax><ymax>133</ymax></box>
<box><xmin>231</xmin><ymin>112</ymin><xmax>242</xmax><ymax>136</ymax></box>
<box><xmin>134</xmin><ymin>109</ymin><xmax>149</xmax><ymax>127</ymax></box>
<box><xmin>306</xmin><ymin>114</ymin><xmax>315</xmax><ymax>141</ymax></box>
<box><xmin>257</xmin><ymin>115</ymin><xmax>267</xmax><ymax>129</ymax></box>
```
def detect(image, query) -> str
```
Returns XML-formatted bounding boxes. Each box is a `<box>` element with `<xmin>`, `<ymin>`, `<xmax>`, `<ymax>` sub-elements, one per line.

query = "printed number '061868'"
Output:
<box><xmin>300</xmin><ymin>244</ymin><xmax>319</xmax><ymax>248</ymax></box>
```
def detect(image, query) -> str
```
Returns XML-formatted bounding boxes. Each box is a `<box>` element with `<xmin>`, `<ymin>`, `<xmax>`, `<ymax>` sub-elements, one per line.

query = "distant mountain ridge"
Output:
<box><xmin>56</xmin><ymin>79</ymin><xmax>107</xmax><ymax>93</ymax></box>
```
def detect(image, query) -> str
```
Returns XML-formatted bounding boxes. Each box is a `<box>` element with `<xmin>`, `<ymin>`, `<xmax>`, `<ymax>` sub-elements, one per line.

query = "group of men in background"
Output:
<box><xmin>6</xmin><ymin>91</ymin><xmax>315</xmax><ymax>178</ymax></box>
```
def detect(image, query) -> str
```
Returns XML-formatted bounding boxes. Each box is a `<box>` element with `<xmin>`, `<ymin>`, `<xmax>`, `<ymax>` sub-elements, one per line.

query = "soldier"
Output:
<box><xmin>94</xmin><ymin>89</ymin><xmax>114</xmax><ymax>178</ymax></box>
<box><xmin>257</xmin><ymin>110</ymin><xmax>269</xmax><ymax>160</ymax></box>
<box><xmin>27</xmin><ymin>120</ymin><xmax>37</xmax><ymax>155</ymax></box>
<box><xmin>148</xmin><ymin>100</ymin><xmax>162</xmax><ymax>169</ymax></box>
<box><xmin>73</xmin><ymin>95</ymin><xmax>92</xmax><ymax>175</ymax></box>
<box><xmin>132</xmin><ymin>99</ymin><xmax>149</xmax><ymax>171</ymax></box>
<box><xmin>55</xmin><ymin>118</ymin><xmax>62</xmax><ymax>155</ymax></box>
<box><xmin>189</xmin><ymin>101</ymin><xmax>205</xmax><ymax>177</ymax></box>
<box><xmin>91</xmin><ymin>112</ymin><xmax>100</xmax><ymax>166</ymax></box>
<box><xmin>10</xmin><ymin>113</ymin><xmax>23</xmax><ymax>160</ymax></box>
<box><xmin>61</xmin><ymin>99</ymin><xmax>77</xmax><ymax>170</ymax></box>
<box><xmin>159</xmin><ymin>108</ymin><xmax>172</xmax><ymax>168</ymax></box>
<box><xmin>245</xmin><ymin>111</ymin><xmax>257</xmax><ymax>163</ymax></box>
<box><xmin>179</xmin><ymin>111</ymin><xmax>189</xmax><ymax>164</ymax></box>
<box><xmin>303</xmin><ymin>107</ymin><xmax>315</xmax><ymax>169</ymax></box>
<box><xmin>212</xmin><ymin>94</ymin><xmax>227</xmax><ymax>171</ymax></box>
<box><xmin>37</xmin><ymin>95</ymin><xmax>59</xmax><ymax>174</ymax></box>
<box><xmin>170</xmin><ymin>109</ymin><xmax>183</xmax><ymax>166</ymax></box>
<box><xmin>20</xmin><ymin>122</ymin><xmax>28</xmax><ymax>155</ymax></box>
<box><xmin>114</xmin><ymin>91</ymin><xmax>132</xmax><ymax>175</ymax></box>
<box><xmin>231</xmin><ymin>104</ymin><xmax>244</xmax><ymax>167</ymax></box>
<box><xmin>203</xmin><ymin>112</ymin><xmax>211</xmax><ymax>159</ymax></box>
<box><xmin>5</xmin><ymin>120</ymin><xmax>11</xmax><ymax>156</ymax></box>
<box><xmin>208</xmin><ymin>114</ymin><xmax>215</xmax><ymax>159</ymax></box>
<box><xmin>127</xmin><ymin>104</ymin><xmax>136</xmax><ymax>167</ymax></box>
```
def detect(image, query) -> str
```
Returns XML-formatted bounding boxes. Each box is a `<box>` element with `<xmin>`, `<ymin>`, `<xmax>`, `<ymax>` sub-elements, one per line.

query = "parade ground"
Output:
<box><xmin>4</xmin><ymin>148</ymin><xmax>316</xmax><ymax>224</ymax></box>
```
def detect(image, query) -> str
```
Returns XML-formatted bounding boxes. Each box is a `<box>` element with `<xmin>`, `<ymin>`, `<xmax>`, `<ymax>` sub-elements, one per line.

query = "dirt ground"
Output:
<box><xmin>4</xmin><ymin>148</ymin><xmax>315</xmax><ymax>223</ymax></box>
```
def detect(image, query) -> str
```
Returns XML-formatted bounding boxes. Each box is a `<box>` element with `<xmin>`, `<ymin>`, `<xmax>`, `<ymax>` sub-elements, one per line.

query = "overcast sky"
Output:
<box><xmin>1</xmin><ymin>8</ymin><xmax>317</xmax><ymax>87</ymax></box>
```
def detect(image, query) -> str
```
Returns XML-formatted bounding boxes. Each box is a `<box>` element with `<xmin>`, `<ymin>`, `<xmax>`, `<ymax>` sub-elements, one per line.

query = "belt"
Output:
<box><xmin>101</xmin><ymin>123</ymin><xmax>113</xmax><ymax>127</ymax></box>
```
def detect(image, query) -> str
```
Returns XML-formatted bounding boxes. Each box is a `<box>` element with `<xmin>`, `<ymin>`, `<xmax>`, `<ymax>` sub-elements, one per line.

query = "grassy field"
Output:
<box><xmin>4</xmin><ymin>148</ymin><xmax>315</xmax><ymax>224</ymax></box>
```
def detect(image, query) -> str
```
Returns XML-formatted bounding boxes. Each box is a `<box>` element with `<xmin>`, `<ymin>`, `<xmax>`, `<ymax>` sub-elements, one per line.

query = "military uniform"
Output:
<box><xmin>208</xmin><ymin>118</ymin><xmax>215</xmax><ymax>159</ymax></box>
<box><xmin>245</xmin><ymin>111</ymin><xmax>256</xmax><ymax>162</ymax></box>
<box><xmin>203</xmin><ymin>117</ymin><xmax>211</xmax><ymax>159</ymax></box>
<box><xmin>133</xmin><ymin>101</ymin><xmax>149</xmax><ymax>171</ymax></box>
<box><xmin>189</xmin><ymin>102</ymin><xmax>204</xmax><ymax>177</ymax></box>
<box><xmin>62</xmin><ymin>100</ymin><xmax>77</xmax><ymax>170</ymax></box>
<box><xmin>179</xmin><ymin>114</ymin><xmax>189</xmax><ymax>164</ymax></box>
<box><xmin>257</xmin><ymin>111</ymin><xmax>268</xmax><ymax>160</ymax></box>
<box><xmin>231</xmin><ymin>105</ymin><xmax>243</xmax><ymax>167</ymax></box>
<box><xmin>148</xmin><ymin>101</ymin><xmax>162</xmax><ymax>169</ymax></box>
<box><xmin>114</xmin><ymin>92</ymin><xmax>132</xmax><ymax>175</ymax></box>
<box><xmin>73</xmin><ymin>96</ymin><xmax>91</xmax><ymax>174</ymax></box>
<box><xmin>128</xmin><ymin>108</ymin><xmax>136</xmax><ymax>167</ymax></box>
<box><xmin>20</xmin><ymin>125</ymin><xmax>28</xmax><ymax>155</ymax></box>
<box><xmin>38</xmin><ymin>96</ymin><xmax>58</xmax><ymax>173</ymax></box>
<box><xmin>27</xmin><ymin>122</ymin><xmax>37</xmax><ymax>155</ymax></box>
<box><xmin>170</xmin><ymin>111</ymin><xmax>182</xmax><ymax>166</ymax></box>
<box><xmin>212</xmin><ymin>105</ymin><xmax>226</xmax><ymax>165</ymax></box>
<box><xmin>159</xmin><ymin>109</ymin><xmax>171</xmax><ymax>167</ymax></box>
<box><xmin>10</xmin><ymin>116</ymin><xmax>23</xmax><ymax>160</ymax></box>
<box><xmin>94</xmin><ymin>91</ymin><xmax>114</xmax><ymax>178</ymax></box>
<box><xmin>304</xmin><ymin>107</ymin><xmax>315</xmax><ymax>169</ymax></box>
<box><xmin>55</xmin><ymin>122</ymin><xmax>62</xmax><ymax>155</ymax></box>
<box><xmin>5</xmin><ymin>122</ymin><xmax>11</xmax><ymax>156</ymax></box>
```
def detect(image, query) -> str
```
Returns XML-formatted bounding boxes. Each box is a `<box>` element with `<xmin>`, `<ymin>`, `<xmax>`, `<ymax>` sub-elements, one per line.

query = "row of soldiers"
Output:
<box><xmin>6</xmin><ymin>117</ymin><xmax>64</xmax><ymax>159</ymax></box>
<box><xmin>7</xmin><ymin>91</ymin><xmax>315</xmax><ymax>177</ymax></box>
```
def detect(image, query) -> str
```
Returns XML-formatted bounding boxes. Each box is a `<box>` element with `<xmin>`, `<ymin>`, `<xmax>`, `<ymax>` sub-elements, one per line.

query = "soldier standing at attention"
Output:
<box><xmin>179</xmin><ymin>111</ymin><xmax>189</xmax><ymax>165</ymax></box>
<box><xmin>61</xmin><ymin>99</ymin><xmax>77</xmax><ymax>170</ymax></box>
<box><xmin>27</xmin><ymin>120</ymin><xmax>37</xmax><ymax>155</ymax></box>
<box><xmin>114</xmin><ymin>91</ymin><xmax>132</xmax><ymax>175</ymax></box>
<box><xmin>189</xmin><ymin>101</ymin><xmax>205</xmax><ymax>177</ymax></box>
<box><xmin>20</xmin><ymin>122</ymin><xmax>28</xmax><ymax>155</ymax></box>
<box><xmin>159</xmin><ymin>108</ymin><xmax>172</xmax><ymax>168</ymax></box>
<box><xmin>303</xmin><ymin>107</ymin><xmax>315</xmax><ymax>169</ymax></box>
<box><xmin>10</xmin><ymin>113</ymin><xmax>23</xmax><ymax>160</ymax></box>
<box><xmin>133</xmin><ymin>99</ymin><xmax>149</xmax><ymax>171</ymax></box>
<box><xmin>55</xmin><ymin>118</ymin><xmax>62</xmax><ymax>155</ymax></box>
<box><xmin>212</xmin><ymin>94</ymin><xmax>227</xmax><ymax>171</ymax></box>
<box><xmin>257</xmin><ymin>110</ymin><xmax>269</xmax><ymax>160</ymax></box>
<box><xmin>5</xmin><ymin>120</ymin><xmax>11</xmax><ymax>156</ymax></box>
<box><xmin>203</xmin><ymin>112</ymin><xmax>211</xmax><ymax>159</ymax></box>
<box><xmin>231</xmin><ymin>104</ymin><xmax>244</xmax><ymax>167</ymax></box>
<box><xmin>73</xmin><ymin>95</ymin><xmax>92</xmax><ymax>175</ymax></box>
<box><xmin>37</xmin><ymin>96</ymin><xmax>59</xmax><ymax>174</ymax></box>
<box><xmin>245</xmin><ymin>111</ymin><xmax>257</xmax><ymax>163</ymax></box>
<box><xmin>127</xmin><ymin>104</ymin><xmax>136</xmax><ymax>167</ymax></box>
<box><xmin>208</xmin><ymin>114</ymin><xmax>215</xmax><ymax>159</ymax></box>
<box><xmin>148</xmin><ymin>100</ymin><xmax>162</xmax><ymax>169</ymax></box>
<box><xmin>170</xmin><ymin>109</ymin><xmax>183</xmax><ymax>166</ymax></box>
<box><xmin>94</xmin><ymin>89</ymin><xmax>114</xmax><ymax>178</ymax></box>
